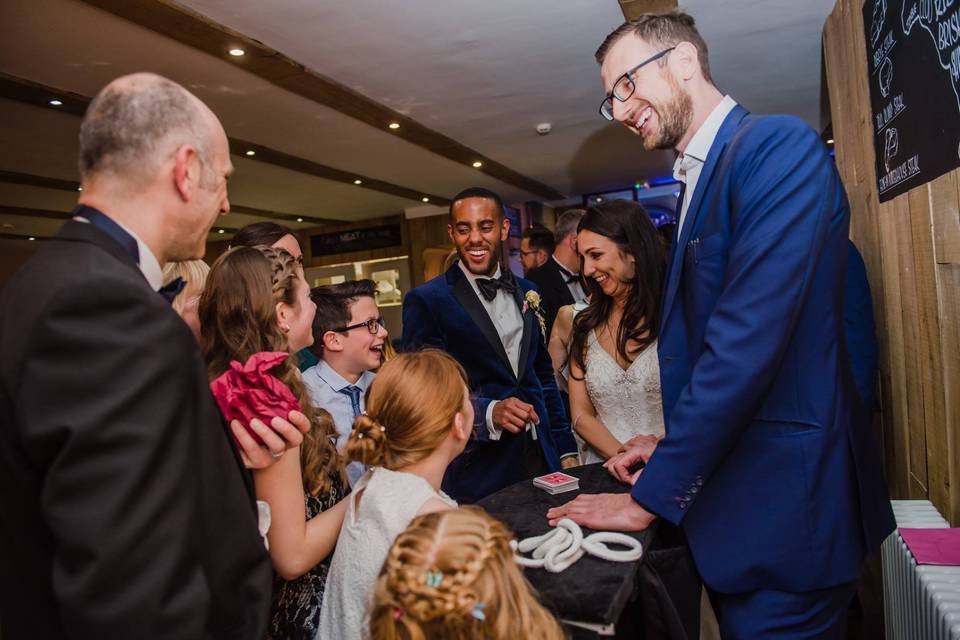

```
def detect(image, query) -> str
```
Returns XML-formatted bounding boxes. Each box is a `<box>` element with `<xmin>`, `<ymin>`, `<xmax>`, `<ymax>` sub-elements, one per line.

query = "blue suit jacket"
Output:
<box><xmin>633</xmin><ymin>106</ymin><xmax>895</xmax><ymax>593</ymax></box>
<box><xmin>402</xmin><ymin>264</ymin><xmax>577</xmax><ymax>503</ymax></box>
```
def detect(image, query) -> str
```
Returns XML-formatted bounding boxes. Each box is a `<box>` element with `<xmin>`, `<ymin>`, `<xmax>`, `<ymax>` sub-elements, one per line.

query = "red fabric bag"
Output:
<box><xmin>210</xmin><ymin>351</ymin><xmax>301</xmax><ymax>445</ymax></box>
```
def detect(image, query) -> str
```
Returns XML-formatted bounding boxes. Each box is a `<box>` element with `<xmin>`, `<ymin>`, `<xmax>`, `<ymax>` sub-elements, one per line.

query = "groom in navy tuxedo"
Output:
<box><xmin>402</xmin><ymin>187</ymin><xmax>579</xmax><ymax>503</ymax></box>
<box><xmin>548</xmin><ymin>12</ymin><xmax>895</xmax><ymax>638</ymax></box>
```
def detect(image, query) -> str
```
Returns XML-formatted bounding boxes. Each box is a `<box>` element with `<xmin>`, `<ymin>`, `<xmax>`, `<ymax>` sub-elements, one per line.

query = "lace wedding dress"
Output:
<box><xmin>580</xmin><ymin>330</ymin><xmax>665</xmax><ymax>464</ymax></box>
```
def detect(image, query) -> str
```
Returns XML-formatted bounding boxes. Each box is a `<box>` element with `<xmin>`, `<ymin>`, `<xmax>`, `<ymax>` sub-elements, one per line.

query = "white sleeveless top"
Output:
<box><xmin>318</xmin><ymin>467</ymin><xmax>457</xmax><ymax>640</ymax></box>
<box><xmin>580</xmin><ymin>331</ymin><xmax>665</xmax><ymax>464</ymax></box>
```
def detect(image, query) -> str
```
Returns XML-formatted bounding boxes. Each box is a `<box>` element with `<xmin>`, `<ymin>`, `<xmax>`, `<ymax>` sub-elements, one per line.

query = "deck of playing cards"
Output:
<box><xmin>533</xmin><ymin>471</ymin><xmax>580</xmax><ymax>495</ymax></box>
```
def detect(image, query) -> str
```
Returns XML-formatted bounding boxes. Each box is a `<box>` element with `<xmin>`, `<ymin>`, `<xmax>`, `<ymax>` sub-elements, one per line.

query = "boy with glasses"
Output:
<box><xmin>302</xmin><ymin>279</ymin><xmax>387</xmax><ymax>486</ymax></box>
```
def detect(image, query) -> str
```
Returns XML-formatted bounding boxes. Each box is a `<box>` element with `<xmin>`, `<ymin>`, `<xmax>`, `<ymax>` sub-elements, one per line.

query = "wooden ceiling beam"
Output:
<box><xmin>617</xmin><ymin>0</ymin><xmax>678</xmax><ymax>22</ymax></box>
<box><xmin>79</xmin><ymin>0</ymin><xmax>564</xmax><ymax>201</ymax></box>
<box><xmin>0</xmin><ymin>72</ymin><xmax>451</xmax><ymax>209</ymax></box>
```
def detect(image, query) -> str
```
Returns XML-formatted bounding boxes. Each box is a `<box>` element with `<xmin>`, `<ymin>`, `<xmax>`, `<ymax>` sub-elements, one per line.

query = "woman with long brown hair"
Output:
<box><xmin>200</xmin><ymin>245</ymin><xmax>347</xmax><ymax>640</ymax></box>
<box><xmin>370</xmin><ymin>506</ymin><xmax>566</xmax><ymax>640</ymax></box>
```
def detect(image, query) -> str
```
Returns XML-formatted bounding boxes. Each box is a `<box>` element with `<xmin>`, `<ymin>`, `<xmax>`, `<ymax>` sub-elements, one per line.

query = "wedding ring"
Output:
<box><xmin>270</xmin><ymin>450</ymin><xmax>284</xmax><ymax>459</ymax></box>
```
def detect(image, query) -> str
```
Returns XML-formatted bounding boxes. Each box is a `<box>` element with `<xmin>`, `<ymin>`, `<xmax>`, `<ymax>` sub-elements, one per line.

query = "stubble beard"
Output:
<box><xmin>645</xmin><ymin>74</ymin><xmax>694</xmax><ymax>151</ymax></box>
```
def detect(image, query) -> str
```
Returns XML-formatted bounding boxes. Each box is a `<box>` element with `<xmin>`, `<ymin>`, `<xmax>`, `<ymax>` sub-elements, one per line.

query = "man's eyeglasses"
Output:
<box><xmin>331</xmin><ymin>317</ymin><xmax>385</xmax><ymax>334</ymax></box>
<box><xmin>599</xmin><ymin>47</ymin><xmax>675</xmax><ymax>121</ymax></box>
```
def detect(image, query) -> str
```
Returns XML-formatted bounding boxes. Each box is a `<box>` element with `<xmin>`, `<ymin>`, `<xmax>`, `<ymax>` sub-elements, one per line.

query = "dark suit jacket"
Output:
<box><xmin>401</xmin><ymin>265</ymin><xmax>577</xmax><ymax>503</ymax></box>
<box><xmin>525</xmin><ymin>258</ymin><xmax>576</xmax><ymax>340</ymax></box>
<box><xmin>844</xmin><ymin>240</ymin><xmax>878</xmax><ymax>409</ymax></box>
<box><xmin>0</xmin><ymin>221</ymin><xmax>272</xmax><ymax>639</ymax></box>
<box><xmin>634</xmin><ymin>106</ymin><xmax>895</xmax><ymax>594</ymax></box>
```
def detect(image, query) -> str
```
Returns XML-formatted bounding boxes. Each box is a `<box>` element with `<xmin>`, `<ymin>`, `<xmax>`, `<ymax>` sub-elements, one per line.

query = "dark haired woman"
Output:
<box><xmin>200</xmin><ymin>245</ymin><xmax>348</xmax><ymax>639</ymax></box>
<box><xmin>568</xmin><ymin>200</ymin><xmax>666</xmax><ymax>463</ymax></box>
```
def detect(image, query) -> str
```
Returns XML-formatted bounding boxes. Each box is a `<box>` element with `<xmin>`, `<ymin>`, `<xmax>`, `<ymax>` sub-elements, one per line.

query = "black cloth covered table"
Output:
<box><xmin>478</xmin><ymin>464</ymin><xmax>701</xmax><ymax>639</ymax></box>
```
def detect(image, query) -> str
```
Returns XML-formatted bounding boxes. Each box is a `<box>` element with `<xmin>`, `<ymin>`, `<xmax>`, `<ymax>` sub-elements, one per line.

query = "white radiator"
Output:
<box><xmin>883</xmin><ymin>500</ymin><xmax>960</xmax><ymax>640</ymax></box>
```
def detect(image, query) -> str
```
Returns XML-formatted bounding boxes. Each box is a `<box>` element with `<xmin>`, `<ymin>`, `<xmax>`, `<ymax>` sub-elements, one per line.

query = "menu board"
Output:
<box><xmin>863</xmin><ymin>0</ymin><xmax>960</xmax><ymax>202</ymax></box>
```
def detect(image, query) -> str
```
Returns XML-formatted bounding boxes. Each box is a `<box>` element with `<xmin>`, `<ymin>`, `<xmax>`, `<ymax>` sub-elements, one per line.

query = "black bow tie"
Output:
<box><xmin>475</xmin><ymin>273</ymin><xmax>517</xmax><ymax>302</ymax></box>
<box><xmin>556</xmin><ymin>264</ymin><xmax>579</xmax><ymax>285</ymax></box>
<box><xmin>158</xmin><ymin>277</ymin><xmax>186</xmax><ymax>304</ymax></box>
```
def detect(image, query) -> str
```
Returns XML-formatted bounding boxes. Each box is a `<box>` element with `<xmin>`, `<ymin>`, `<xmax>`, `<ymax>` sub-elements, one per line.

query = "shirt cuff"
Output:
<box><xmin>485</xmin><ymin>401</ymin><xmax>502</xmax><ymax>440</ymax></box>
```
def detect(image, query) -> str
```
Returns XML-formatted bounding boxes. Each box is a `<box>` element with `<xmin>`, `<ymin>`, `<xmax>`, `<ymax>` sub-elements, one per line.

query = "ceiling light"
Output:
<box><xmin>28</xmin><ymin>236</ymin><xmax>36</xmax><ymax>241</ymax></box>
<box><xmin>296</xmin><ymin>217</ymin><xmax>304</xmax><ymax>222</ymax></box>
<box><xmin>388</xmin><ymin>122</ymin><xmax>400</xmax><ymax>130</ymax></box>
<box><xmin>48</xmin><ymin>99</ymin><xmax>63</xmax><ymax>106</ymax></box>
<box><xmin>826</xmin><ymin>138</ymin><xmax>835</xmax><ymax>145</ymax></box>
<box><xmin>228</xmin><ymin>48</ymin><xmax>245</xmax><ymax>57</ymax></box>
<box><xmin>353</xmin><ymin>179</ymin><xmax>362</xmax><ymax>185</ymax></box>
<box><xmin>596</xmin><ymin>197</ymin><xmax>604</xmax><ymax>202</ymax></box>
<box><xmin>245</xmin><ymin>150</ymin><xmax>255</xmax><ymax>156</ymax></box>
<box><xmin>421</xmin><ymin>197</ymin><xmax>430</xmax><ymax>203</ymax></box>
<box><xmin>472</xmin><ymin>161</ymin><xmax>483</xmax><ymax>168</ymax></box>
<box><xmin>217</xmin><ymin>229</ymin><xmax>225</xmax><ymax>234</ymax></box>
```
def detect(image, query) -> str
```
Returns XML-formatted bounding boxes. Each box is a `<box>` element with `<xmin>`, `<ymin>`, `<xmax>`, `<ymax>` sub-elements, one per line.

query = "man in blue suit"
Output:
<box><xmin>403</xmin><ymin>187</ymin><xmax>579</xmax><ymax>503</ymax></box>
<box><xmin>548</xmin><ymin>13</ymin><xmax>894</xmax><ymax>638</ymax></box>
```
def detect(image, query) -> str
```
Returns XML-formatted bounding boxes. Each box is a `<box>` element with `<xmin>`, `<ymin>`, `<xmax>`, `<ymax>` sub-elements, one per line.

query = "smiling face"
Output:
<box><xmin>600</xmin><ymin>34</ymin><xmax>693</xmax><ymax>151</ymax></box>
<box><xmin>278</xmin><ymin>273</ymin><xmax>317</xmax><ymax>353</ymax></box>
<box><xmin>448</xmin><ymin>197</ymin><xmax>509</xmax><ymax>277</ymax></box>
<box><xmin>328</xmin><ymin>295</ymin><xmax>388</xmax><ymax>374</ymax></box>
<box><xmin>578</xmin><ymin>229</ymin><xmax>635</xmax><ymax>301</ymax></box>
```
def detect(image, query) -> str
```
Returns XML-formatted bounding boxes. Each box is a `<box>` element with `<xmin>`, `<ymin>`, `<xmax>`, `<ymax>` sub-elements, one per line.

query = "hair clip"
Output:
<box><xmin>357</xmin><ymin>433</ymin><xmax>364</xmax><ymax>440</ymax></box>
<box><xmin>380</xmin><ymin>425</ymin><xmax>386</xmax><ymax>432</ymax></box>
<box><xmin>471</xmin><ymin>602</ymin><xmax>486</xmax><ymax>621</ymax></box>
<box><xmin>392</xmin><ymin>605</ymin><xmax>403</xmax><ymax>621</ymax></box>
<box><xmin>425</xmin><ymin>570</ymin><xmax>443</xmax><ymax>588</ymax></box>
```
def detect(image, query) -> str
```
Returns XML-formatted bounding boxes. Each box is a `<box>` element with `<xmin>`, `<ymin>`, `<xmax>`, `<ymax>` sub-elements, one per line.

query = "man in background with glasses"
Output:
<box><xmin>302</xmin><ymin>279</ymin><xmax>388</xmax><ymax>486</ymax></box>
<box><xmin>548</xmin><ymin>11</ymin><xmax>894</xmax><ymax>638</ymax></box>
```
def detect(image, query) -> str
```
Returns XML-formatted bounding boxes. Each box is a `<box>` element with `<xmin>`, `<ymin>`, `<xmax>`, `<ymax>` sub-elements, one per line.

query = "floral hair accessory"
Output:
<box><xmin>424</xmin><ymin>570</ymin><xmax>443</xmax><ymax>588</ymax></box>
<box><xmin>392</xmin><ymin>605</ymin><xmax>403</xmax><ymax>620</ymax></box>
<box><xmin>471</xmin><ymin>602</ymin><xmax>487</xmax><ymax>621</ymax></box>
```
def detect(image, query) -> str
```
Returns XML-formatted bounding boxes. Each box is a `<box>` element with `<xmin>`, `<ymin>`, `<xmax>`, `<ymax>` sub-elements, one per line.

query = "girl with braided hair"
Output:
<box><xmin>318</xmin><ymin>349</ymin><xmax>473</xmax><ymax>640</ymax></box>
<box><xmin>370</xmin><ymin>506</ymin><xmax>566</xmax><ymax>640</ymax></box>
<box><xmin>201</xmin><ymin>245</ymin><xmax>348</xmax><ymax>639</ymax></box>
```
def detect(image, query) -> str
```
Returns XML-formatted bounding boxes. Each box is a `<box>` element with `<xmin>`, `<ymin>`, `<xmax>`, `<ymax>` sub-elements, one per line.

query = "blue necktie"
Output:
<box><xmin>339</xmin><ymin>385</ymin><xmax>363</xmax><ymax>419</ymax></box>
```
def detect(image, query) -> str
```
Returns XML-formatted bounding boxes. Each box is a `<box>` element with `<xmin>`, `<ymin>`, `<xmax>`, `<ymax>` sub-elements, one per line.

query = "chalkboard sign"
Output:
<box><xmin>863</xmin><ymin>0</ymin><xmax>960</xmax><ymax>202</ymax></box>
<box><xmin>310</xmin><ymin>224</ymin><xmax>402</xmax><ymax>256</ymax></box>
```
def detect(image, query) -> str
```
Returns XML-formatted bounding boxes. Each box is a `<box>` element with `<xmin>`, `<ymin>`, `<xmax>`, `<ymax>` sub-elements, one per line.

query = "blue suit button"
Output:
<box><xmin>679</xmin><ymin>502</ymin><xmax>687</xmax><ymax>510</ymax></box>
<box><xmin>695</xmin><ymin>476</ymin><xmax>704</xmax><ymax>487</ymax></box>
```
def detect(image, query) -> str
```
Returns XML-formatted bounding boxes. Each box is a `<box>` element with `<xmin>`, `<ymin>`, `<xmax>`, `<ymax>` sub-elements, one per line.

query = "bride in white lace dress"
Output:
<box><xmin>565</xmin><ymin>201</ymin><xmax>667</xmax><ymax>464</ymax></box>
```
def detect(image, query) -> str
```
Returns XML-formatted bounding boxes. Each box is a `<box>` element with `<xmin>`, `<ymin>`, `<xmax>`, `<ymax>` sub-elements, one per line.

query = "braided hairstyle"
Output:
<box><xmin>370</xmin><ymin>506</ymin><xmax>566</xmax><ymax>640</ymax></box>
<box><xmin>200</xmin><ymin>245</ymin><xmax>344</xmax><ymax>495</ymax></box>
<box><xmin>345</xmin><ymin>349</ymin><xmax>468</xmax><ymax>470</ymax></box>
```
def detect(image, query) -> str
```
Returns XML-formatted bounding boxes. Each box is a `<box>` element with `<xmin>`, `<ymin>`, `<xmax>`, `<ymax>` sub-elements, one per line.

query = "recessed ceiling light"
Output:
<box><xmin>228</xmin><ymin>48</ymin><xmax>245</xmax><ymax>57</ymax></box>
<box><xmin>472</xmin><ymin>161</ymin><xmax>483</xmax><ymax>168</ymax></box>
<box><xmin>421</xmin><ymin>197</ymin><xmax>430</xmax><ymax>203</ymax></box>
<box><xmin>353</xmin><ymin>179</ymin><xmax>362</xmax><ymax>185</ymax></box>
<box><xmin>49</xmin><ymin>99</ymin><xmax>63</xmax><ymax>106</ymax></box>
<box><xmin>217</xmin><ymin>229</ymin><xmax>225</xmax><ymax>234</ymax></box>
<box><xmin>28</xmin><ymin>236</ymin><xmax>36</xmax><ymax>241</ymax></box>
<box><xmin>296</xmin><ymin>217</ymin><xmax>304</xmax><ymax>222</ymax></box>
<box><xmin>388</xmin><ymin>122</ymin><xmax>400</xmax><ymax>130</ymax></box>
<box><xmin>245</xmin><ymin>150</ymin><xmax>255</xmax><ymax>156</ymax></box>
<box><xmin>826</xmin><ymin>138</ymin><xmax>835</xmax><ymax>145</ymax></box>
<box><xmin>596</xmin><ymin>197</ymin><xmax>604</xmax><ymax>202</ymax></box>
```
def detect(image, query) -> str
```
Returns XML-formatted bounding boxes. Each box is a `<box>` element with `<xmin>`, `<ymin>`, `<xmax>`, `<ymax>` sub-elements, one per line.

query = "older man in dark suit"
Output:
<box><xmin>0</xmin><ymin>73</ymin><xmax>305</xmax><ymax>640</ymax></box>
<box><xmin>524</xmin><ymin>208</ymin><xmax>588</xmax><ymax>340</ymax></box>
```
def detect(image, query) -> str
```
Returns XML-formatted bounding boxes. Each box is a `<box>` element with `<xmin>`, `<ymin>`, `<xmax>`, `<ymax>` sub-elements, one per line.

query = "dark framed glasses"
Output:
<box><xmin>331</xmin><ymin>317</ymin><xmax>385</xmax><ymax>334</ymax></box>
<box><xmin>599</xmin><ymin>47</ymin><xmax>676</xmax><ymax>121</ymax></box>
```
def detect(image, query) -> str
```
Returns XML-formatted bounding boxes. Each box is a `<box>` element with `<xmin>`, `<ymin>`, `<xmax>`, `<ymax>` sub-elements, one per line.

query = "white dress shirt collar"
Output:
<box><xmin>74</xmin><ymin>213</ymin><xmax>164</xmax><ymax>290</ymax></box>
<box><xmin>315</xmin><ymin>359</ymin><xmax>373</xmax><ymax>392</ymax></box>
<box><xmin>672</xmin><ymin>95</ymin><xmax>738</xmax><ymax>182</ymax></box>
<box><xmin>458</xmin><ymin>260</ymin><xmax>502</xmax><ymax>290</ymax></box>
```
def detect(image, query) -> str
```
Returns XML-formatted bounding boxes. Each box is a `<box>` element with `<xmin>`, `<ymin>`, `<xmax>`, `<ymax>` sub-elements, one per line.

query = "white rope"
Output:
<box><xmin>510</xmin><ymin>518</ymin><xmax>643</xmax><ymax>573</ymax></box>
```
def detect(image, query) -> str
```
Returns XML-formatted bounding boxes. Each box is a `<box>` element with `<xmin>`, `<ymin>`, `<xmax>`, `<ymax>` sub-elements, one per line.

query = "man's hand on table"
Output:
<box><xmin>231</xmin><ymin>410</ymin><xmax>311</xmax><ymax>469</ymax></box>
<box><xmin>493</xmin><ymin>397</ymin><xmax>540</xmax><ymax>433</ymax></box>
<box><xmin>604</xmin><ymin>435</ymin><xmax>659</xmax><ymax>484</ymax></box>
<box><xmin>560</xmin><ymin>455</ymin><xmax>580</xmax><ymax>470</ymax></box>
<box><xmin>547</xmin><ymin>493</ymin><xmax>656</xmax><ymax>531</ymax></box>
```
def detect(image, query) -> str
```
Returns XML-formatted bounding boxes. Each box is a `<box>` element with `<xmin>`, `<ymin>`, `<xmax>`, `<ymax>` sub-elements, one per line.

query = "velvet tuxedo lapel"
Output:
<box><xmin>513</xmin><ymin>281</ymin><xmax>533</xmax><ymax>381</ymax></box>
<box><xmin>660</xmin><ymin>105</ymin><xmax>749</xmax><ymax>334</ymax></box>
<box><xmin>449</xmin><ymin>267</ymin><xmax>515</xmax><ymax>377</ymax></box>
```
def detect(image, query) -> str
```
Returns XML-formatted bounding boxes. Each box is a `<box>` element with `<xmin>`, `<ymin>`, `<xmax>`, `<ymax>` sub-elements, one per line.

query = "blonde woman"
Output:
<box><xmin>370</xmin><ymin>506</ymin><xmax>566</xmax><ymax>640</ymax></box>
<box><xmin>161</xmin><ymin>259</ymin><xmax>210</xmax><ymax>340</ymax></box>
<box><xmin>318</xmin><ymin>350</ymin><xmax>473</xmax><ymax>640</ymax></box>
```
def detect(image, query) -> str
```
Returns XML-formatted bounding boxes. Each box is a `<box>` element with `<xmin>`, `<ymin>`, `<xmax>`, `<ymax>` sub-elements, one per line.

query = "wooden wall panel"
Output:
<box><xmin>824</xmin><ymin>0</ymin><xmax>960</xmax><ymax>523</ymax></box>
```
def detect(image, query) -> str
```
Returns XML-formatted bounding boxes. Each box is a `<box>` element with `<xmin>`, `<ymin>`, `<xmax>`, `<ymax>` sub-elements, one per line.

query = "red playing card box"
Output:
<box><xmin>534</xmin><ymin>472</ymin><xmax>579</xmax><ymax>487</ymax></box>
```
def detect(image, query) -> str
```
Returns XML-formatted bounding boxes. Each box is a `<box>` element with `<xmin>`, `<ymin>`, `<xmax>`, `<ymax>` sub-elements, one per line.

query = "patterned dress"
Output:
<box><xmin>266</xmin><ymin>471</ymin><xmax>349</xmax><ymax>640</ymax></box>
